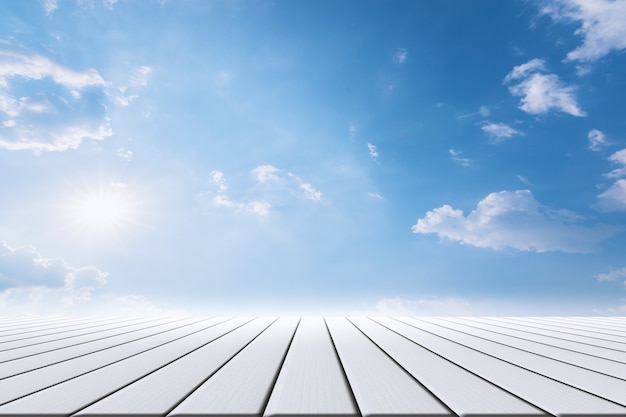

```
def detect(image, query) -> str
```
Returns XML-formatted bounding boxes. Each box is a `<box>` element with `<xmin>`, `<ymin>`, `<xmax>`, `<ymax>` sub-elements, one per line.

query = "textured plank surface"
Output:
<box><xmin>0</xmin><ymin>316</ymin><xmax>624</xmax><ymax>416</ymax></box>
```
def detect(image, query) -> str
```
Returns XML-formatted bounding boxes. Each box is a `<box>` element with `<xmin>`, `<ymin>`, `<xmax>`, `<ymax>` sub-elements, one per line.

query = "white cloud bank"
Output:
<box><xmin>596</xmin><ymin>149</ymin><xmax>626</xmax><ymax>212</ymax></box>
<box><xmin>0</xmin><ymin>48</ymin><xmax>111</xmax><ymax>152</ymax></box>
<box><xmin>504</xmin><ymin>58</ymin><xmax>585</xmax><ymax>117</ymax></box>
<box><xmin>595</xmin><ymin>267</ymin><xmax>626</xmax><ymax>282</ymax></box>
<box><xmin>375</xmin><ymin>296</ymin><xmax>472</xmax><ymax>316</ymax></box>
<box><xmin>541</xmin><ymin>0</ymin><xmax>626</xmax><ymax>62</ymax></box>
<box><xmin>412</xmin><ymin>190</ymin><xmax>611</xmax><ymax>253</ymax></box>
<box><xmin>0</xmin><ymin>241</ymin><xmax>107</xmax><ymax>310</ymax></box>
<box><xmin>482</xmin><ymin>122</ymin><xmax>521</xmax><ymax>142</ymax></box>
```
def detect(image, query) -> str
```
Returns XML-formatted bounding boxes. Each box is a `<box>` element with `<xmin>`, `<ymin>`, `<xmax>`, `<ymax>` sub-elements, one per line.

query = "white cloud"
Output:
<box><xmin>517</xmin><ymin>175</ymin><xmax>530</xmax><ymax>184</ymax></box>
<box><xmin>375</xmin><ymin>297</ymin><xmax>472</xmax><ymax>316</ymax></box>
<box><xmin>367</xmin><ymin>142</ymin><xmax>379</xmax><ymax>160</ymax></box>
<box><xmin>116</xmin><ymin>147</ymin><xmax>133</xmax><ymax>163</ymax></box>
<box><xmin>0</xmin><ymin>48</ymin><xmax>111</xmax><ymax>152</ymax></box>
<box><xmin>209</xmin><ymin>170</ymin><xmax>228</xmax><ymax>192</ymax></box>
<box><xmin>596</xmin><ymin>179</ymin><xmax>626</xmax><ymax>212</ymax></box>
<box><xmin>595</xmin><ymin>267</ymin><xmax>626</xmax><ymax>282</ymax></box>
<box><xmin>541</xmin><ymin>0</ymin><xmax>626</xmax><ymax>62</ymax></box>
<box><xmin>504</xmin><ymin>59</ymin><xmax>585</xmax><ymax>117</ymax></box>
<box><xmin>349</xmin><ymin>124</ymin><xmax>357</xmax><ymax>139</ymax></box>
<box><xmin>368</xmin><ymin>192</ymin><xmax>383</xmax><ymax>200</ymax></box>
<box><xmin>299</xmin><ymin>183</ymin><xmax>322</xmax><ymax>201</ymax></box>
<box><xmin>393</xmin><ymin>48</ymin><xmax>408</xmax><ymax>64</ymax></box>
<box><xmin>449</xmin><ymin>149</ymin><xmax>471</xmax><ymax>167</ymax></box>
<box><xmin>43</xmin><ymin>0</ymin><xmax>59</xmax><ymax>15</ymax></box>
<box><xmin>596</xmin><ymin>149</ymin><xmax>626</xmax><ymax>212</ymax></box>
<box><xmin>605</xmin><ymin>149</ymin><xmax>626</xmax><ymax>179</ymax></box>
<box><xmin>412</xmin><ymin>190</ymin><xmax>610</xmax><ymax>253</ymax></box>
<box><xmin>252</xmin><ymin>165</ymin><xmax>280</xmax><ymax>183</ymax></box>
<box><xmin>588</xmin><ymin>129</ymin><xmax>608</xmax><ymax>151</ymax></box>
<box><xmin>481</xmin><ymin>122</ymin><xmax>522</xmax><ymax>142</ymax></box>
<box><xmin>0</xmin><ymin>241</ymin><xmax>107</xmax><ymax>308</ymax></box>
<box><xmin>114</xmin><ymin>65</ymin><xmax>152</xmax><ymax>107</ymax></box>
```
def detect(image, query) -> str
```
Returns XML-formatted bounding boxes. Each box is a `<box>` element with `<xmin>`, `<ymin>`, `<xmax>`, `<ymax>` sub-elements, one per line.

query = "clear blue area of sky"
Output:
<box><xmin>0</xmin><ymin>0</ymin><xmax>625</xmax><ymax>315</ymax></box>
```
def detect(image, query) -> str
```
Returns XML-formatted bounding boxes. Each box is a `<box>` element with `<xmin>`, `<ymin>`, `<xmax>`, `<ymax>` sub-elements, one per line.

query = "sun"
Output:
<box><xmin>68</xmin><ymin>184</ymin><xmax>137</xmax><ymax>236</ymax></box>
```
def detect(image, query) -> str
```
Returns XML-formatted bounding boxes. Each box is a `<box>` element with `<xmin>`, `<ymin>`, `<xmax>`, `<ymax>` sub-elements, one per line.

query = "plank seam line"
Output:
<box><xmin>393</xmin><ymin>317</ymin><xmax>626</xmax><ymax>409</ymax></box>
<box><xmin>0</xmin><ymin>317</ymin><xmax>230</xmax><ymax>407</ymax></box>
<box><xmin>259</xmin><ymin>317</ymin><xmax>301</xmax><ymax>417</ymax></box>
<box><xmin>438</xmin><ymin>317</ymin><xmax>626</xmax><ymax>363</ymax></box>
<box><xmin>65</xmin><ymin>317</ymin><xmax>258</xmax><ymax>417</ymax></box>
<box><xmin>162</xmin><ymin>317</ymin><xmax>280</xmax><ymax>417</ymax></box>
<box><xmin>0</xmin><ymin>317</ymin><xmax>120</xmax><ymax>341</ymax></box>
<box><xmin>0</xmin><ymin>317</ymin><xmax>209</xmax><ymax>381</ymax></box>
<box><xmin>487</xmin><ymin>317</ymin><xmax>626</xmax><ymax>346</ymax></box>
<box><xmin>534</xmin><ymin>317</ymin><xmax>626</xmax><ymax>332</ymax></box>
<box><xmin>371</xmin><ymin>317</ymin><xmax>555</xmax><ymax>417</ymax></box>
<box><xmin>0</xmin><ymin>317</ymin><xmax>86</xmax><ymax>332</ymax></box>
<box><xmin>0</xmin><ymin>316</ymin><xmax>184</xmax><ymax>360</ymax></box>
<box><xmin>324</xmin><ymin>317</ymin><xmax>363</xmax><ymax>417</ymax></box>
<box><xmin>345</xmin><ymin>317</ymin><xmax>458</xmax><ymax>417</ymax></box>
<box><xmin>511</xmin><ymin>317</ymin><xmax>626</xmax><ymax>339</ymax></box>
<box><xmin>461</xmin><ymin>317</ymin><xmax>626</xmax><ymax>354</ymax></box>
<box><xmin>417</xmin><ymin>317</ymin><xmax>626</xmax><ymax>380</ymax></box>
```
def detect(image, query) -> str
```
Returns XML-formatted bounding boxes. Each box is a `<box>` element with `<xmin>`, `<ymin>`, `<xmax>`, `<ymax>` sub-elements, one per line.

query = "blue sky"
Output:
<box><xmin>1</xmin><ymin>0</ymin><xmax>626</xmax><ymax>315</ymax></box>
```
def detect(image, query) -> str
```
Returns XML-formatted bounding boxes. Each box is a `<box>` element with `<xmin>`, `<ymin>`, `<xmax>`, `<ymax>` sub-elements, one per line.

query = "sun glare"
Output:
<box><xmin>69</xmin><ymin>186</ymin><xmax>137</xmax><ymax>236</ymax></box>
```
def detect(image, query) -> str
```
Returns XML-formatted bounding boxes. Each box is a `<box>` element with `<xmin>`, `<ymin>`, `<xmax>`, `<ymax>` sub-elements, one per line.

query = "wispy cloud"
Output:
<box><xmin>42</xmin><ymin>0</ymin><xmax>58</xmax><ymax>15</ymax></box>
<box><xmin>412</xmin><ymin>190</ymin><xmax>611</xmax><ymax>253</ymax></box>
<box><xmin>368</xmin><ymin>192</ymin><xmax>383</xmax><ymax>200</ymax></box>
<box><xmin>348</xmin><ymin>124</ymin><xmax>357</xmax><ymax>139</ymax></box>
<box><xmin>209</xmin><ymin>169</ymin><xmax>228</xmax><ymax>192</ymax></box>
<box><xmin>596</xmin><ymin>149</ymin><xmax>626</xmax><ymax>212</ymax></box>
<box><xmin>299</xmin><ymin>182</ymin><xmax>322</xmax><ymax>201</ymax></box>
<box><xmin>449</xmin><ymin>149</ymin><xmax>471</xmax><ymax>167</ymax></box>
<box><xmin>252</xmin><ymin>165</ymin><xmax>281</xmax><ymax>183</ymax></box>
<box><xmin>540</xmin><ymin>0</ymin><xmax>626</xmax><ymax>62</ymax></box>
<box><xmin>114</xmin><ymin>65</ymin><xmax>152</xmax><ymax>107</ymax></box>
<box><xmin>588</xmin><ymin>129</ymin><xmax>608</xmax><ymax>151</ymax></box>
<box><xmin>504</xmin><ymin>58</ymin><xmax>585</xmax><ymax>117</ymax></box>
<box><xmin>116</xmin><ymin>147</ymin><xmax>133</xmax><ymax>163</ymax></box>
<box><xmin>595</xmin><ymin>267</ymin><xmax>626</xmax><ymax>282</ymax></box>
<box><xmin>481</xmin><ymin>122</ymin><xmax>521</xmax><ymax>142</ymax></box>
<box><xmin>367</xmin><ymin>142</ymin><xmax>379</xmax><ymax>160</ymax></box>
<box><xmin>208</xmin><ymin>170</ymin><xmax>270</xmax><ymax>216</ymax></box>
<box><xmin>0</xmin><ymin>48</ymin><xmax>111</xmax><ymax>152</ymax></box>
<box><xmin>393</xmin><ymin>48</ymin><xmax>407</xmax><ymax>64</ymax></box>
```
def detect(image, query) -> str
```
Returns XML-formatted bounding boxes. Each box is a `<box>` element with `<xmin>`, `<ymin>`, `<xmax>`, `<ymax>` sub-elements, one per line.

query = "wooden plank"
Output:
<box><xmin>0</xmin><ymin>316</ymin><xmax>137</xmax><ymax>345</ymax></box>
<box><xmin>451</xmin><ymin>317</ymin><xmax>626</xmax><ymax>364</ymax></box>
<box><xmin>0</xmin><ymin>317</ymin><xmax>250</xmax><ymax>415</ymax></box>
<box><xmin>349</xmin><ymin>317</ymin><xmax>546</xmax><ymax>417</ymax></box>
<box><xmin>263</xmin><ymin>317</ymin><xmax>358</xmax><ymax>416</ymax></box>
<box><xmin>0</xmin><ymin>316</ymin><xmax>71</xmax><ymax>331</ymax></box>
<box><xmin>483</xmin><ymin>317</ymin><xmax>626</xmax><ymax>351</ymax></box>
<box><xmin>423</xmin><ymin>317</ymin><xmax>626</xmax><ymax>379</ymax></box>
<box><xmin>375</xmin><ymin>317</ymin><xmax>626</xmax><ymax>416</ymax></box>
<box><xmin>501</xmin><ymin>317</ymin><xmax>626</xmax><ymax>342</ymax></box>
<box><xmin>0</xmin><ymin>316</ymin><xmax>110</xmax><ymax>338</ymax></box>
<box><xmin>0</xmin><ymin>317</ymin><xmax>225</xmax><ymax>405</ymax></box>
<box><xmin>169</xmin><ymin>317</ymin><xmax>298</xmax><ymax>417</ymax></box>
<box><xmin>402</xmin><ymin>317</ymin><xmax>626</xmax><ymax>404</ymax></box>
<box><xmin>0</xmin><ymin>316</ymin><xmax>174</xmax><ymax>360</ymax></box>
<box><xmin>326</xmin><ymin>317</ymin><xmax>452</xmax><ymax>417</ymax></box>
<box><xmin>75</xmin><ymin>317</ymin><xmax>275</xmax><ymax>416</ymax></box>
<box><xmin>0</xmin><ymin>317</ymin><xmax>195</xmax><ymax>377</ymax></box>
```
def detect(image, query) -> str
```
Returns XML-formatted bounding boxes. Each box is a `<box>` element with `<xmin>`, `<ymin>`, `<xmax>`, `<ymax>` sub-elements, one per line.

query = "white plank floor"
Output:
<box><xmin>0</xmin><ymin>317</ymin><xmax>624</xmax><ymax>416</ymax></box>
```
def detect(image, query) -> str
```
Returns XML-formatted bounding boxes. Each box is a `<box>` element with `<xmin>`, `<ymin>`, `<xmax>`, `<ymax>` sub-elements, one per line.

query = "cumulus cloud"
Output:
<box><xmin>595</xmin><ymin>267</ymin><xmax>626</xmax><ymax>282</ymax></box>
<box><xmin>0</xmin><ymin>241</ymin><xmax>107</xmax><ymax>308</ymax></box>
<box><xmin>504</xmin><ymin>58</ymin><xmax>585</xmax><ymax>117</ymax></box>
<box><xmin>541</xmin><ymin>0</ymin><xmax>626</xmax><ymax>62</ymax></box>
<box><xmin>367</xmin><ymin>143</ymin><xmax>379</xmax><ymax>160</ymax></box>
<box><xmin>0</xmin><ymin>48</ymin><xmax>112</xmax><ymax>152</ymax></box>
<box><xmin>596</xmin><ymin>149</ymin><xmax>626</xmax><ymax>212</ymax></box>
<box><xmin>482</xmin><ymin>122</ymin><xmax>522</xmax><ymax>142</ymax></box>
<box><xmin>412</xmin><ymin>190</ymin><xmax>611</xmax><ymax>253</ymax></box>
<box><xmin>588</xmin><ymin>129</ymin><xmax>608</xmax><ymax>151</ymax></box>
<box><xmin>393</xmin><ymin>48</ymin><xmax>407</xmax><ymax>64</ymax></box>
<box><xmin>209</xmin><ymin>170</ymin><xmax>228</xmax><ymax>192</ymax></box>
<box><xmin>449</xmin><ymin>149</ymin><xmax>471</xmax><ymax>167</ymax></box>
